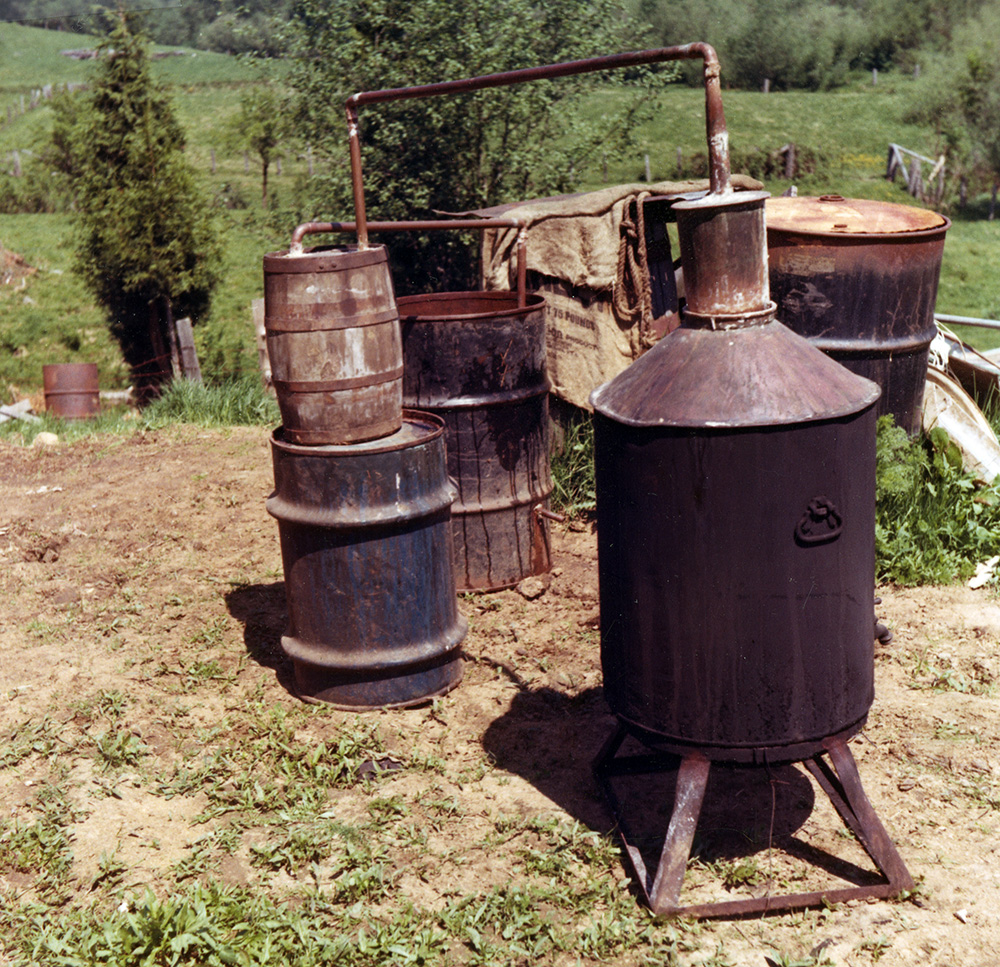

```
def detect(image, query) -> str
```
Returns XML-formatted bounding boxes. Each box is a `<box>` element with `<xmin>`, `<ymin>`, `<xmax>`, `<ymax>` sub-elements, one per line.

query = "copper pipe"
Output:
<box><xmin>345</xmin><ymin>44</ymin><xmax>732</xmax><ymax>247</ymax></box>
<box><xmin>515</xmin><ymin>227</ymin><xmax>527</xmax><ymax>308</ymax></box>
<box><xmin>289</xmin><ymin>219</ymin><xmax>529</xmax><ymax>306</ymax></box>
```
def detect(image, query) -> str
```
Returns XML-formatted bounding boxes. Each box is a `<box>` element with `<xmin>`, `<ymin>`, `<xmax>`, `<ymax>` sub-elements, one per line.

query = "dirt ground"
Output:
<box><xmin>2</xmin><ymin>424</ymin><xmax>1000</xmax><ymax>965</ymax></box>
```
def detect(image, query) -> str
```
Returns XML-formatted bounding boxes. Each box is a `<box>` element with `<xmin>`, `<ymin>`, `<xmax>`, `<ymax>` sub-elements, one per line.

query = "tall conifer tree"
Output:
<box><xmin>53</xmin><ymin>9</ymin><xmax>220</xmax><ymax>401</ymax></box>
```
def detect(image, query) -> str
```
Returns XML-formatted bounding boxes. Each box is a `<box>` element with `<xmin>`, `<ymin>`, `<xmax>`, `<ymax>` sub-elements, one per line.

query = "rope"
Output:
<box><xmin>612</xmin><ymin>192</ymin><xmax>654</xmax><ymax>346</ymax></box>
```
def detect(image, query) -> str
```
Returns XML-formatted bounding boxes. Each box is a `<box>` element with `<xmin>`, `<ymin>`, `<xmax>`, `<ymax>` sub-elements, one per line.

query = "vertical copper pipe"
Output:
<box><xmin>694</xmin><ymin>45</ymin><xmax>732</xmax><ymax>195</ymax></box>
<box><xmin>516</xmin><ymin>229</ymin><xmax>527</xmax><ymax>308</ymax></box>
<box><xmin>346</xmin><ymin>104</ymin><xmax>370</xmax><ymax>249</ymax></box>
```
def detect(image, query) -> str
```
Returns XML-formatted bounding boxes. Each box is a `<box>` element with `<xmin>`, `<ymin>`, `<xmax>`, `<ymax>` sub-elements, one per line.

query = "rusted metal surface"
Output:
<box><xmin>344</xmin><ymin>44</ymin><xmax>732</xmax><ymax>249</ymax></box>
<box><xmin>673</xmin><ymin>190</ymin><xmax>771</xmax><ymax>318</ymax></box>
<box><xmin>767</xmin><ymin>195</ymin><xmax>950</xmax><ymax>436</ymax></box>
<box><xmin>262</xmin><ymin>244</ymin><xmax>403</xmax><ymax>445</ymax></box>
<box><xmin>594</xmin><ymin>730</ymin><xmax>914</xmax><ymax>917</ymax></box>
<box><xmin>43</xmin><ymin>363</ymin><xmax>100</xmax><ymax>419</ymax></box>
<box><xmin>266</xmin><ymin>411</ymin><xmax>466</xmax><ymax>709</ymax></box>
<box><xmin>589</xmin><ymin>128</ymin><xmax>913</xmax><ymax>914</ymax></box>
<box><xmin>398</xmin><ymin>292</ymin><xmax>553</xmax><ymax>591</ymax></box>
<box><xmin>591</xmin><ymin>309</ymin><xmax>881</xmax><ymax>428</ymax></box>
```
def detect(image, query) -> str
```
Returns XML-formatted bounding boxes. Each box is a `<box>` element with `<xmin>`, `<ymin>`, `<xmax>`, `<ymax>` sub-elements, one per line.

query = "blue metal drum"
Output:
<box><xmin>266</xmin><ymin>410</ymin><xmax>466</xmax><ymax>708</ymax></box>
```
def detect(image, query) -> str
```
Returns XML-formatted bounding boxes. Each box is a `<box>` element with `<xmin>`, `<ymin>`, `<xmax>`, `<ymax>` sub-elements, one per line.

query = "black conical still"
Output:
<box><xmin>591</xmin><ymin>309</ymin><xmax>880</xmax><ymax>429</ymax></box>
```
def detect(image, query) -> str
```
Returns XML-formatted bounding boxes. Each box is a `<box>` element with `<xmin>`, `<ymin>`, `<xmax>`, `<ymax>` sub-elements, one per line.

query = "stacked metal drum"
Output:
<box><xmin>262</xmin><ymin>241</ymin><xmax>466</xmax><ymax>709</ymax></box>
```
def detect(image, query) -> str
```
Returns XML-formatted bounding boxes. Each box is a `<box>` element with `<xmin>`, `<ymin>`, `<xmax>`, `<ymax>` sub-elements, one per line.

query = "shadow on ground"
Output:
<box><xmin>483</xmin><ymin>683</ymin><xmax>883</xmax><ymax>903</ymax></box>
<box><xmin>225</xmin><ymin>581</ymin><xmax>297</xmax><ymax>697</ymax></box>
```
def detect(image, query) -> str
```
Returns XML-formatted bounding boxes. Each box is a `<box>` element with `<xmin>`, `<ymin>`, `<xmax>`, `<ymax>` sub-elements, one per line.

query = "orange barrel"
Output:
<box><xmin>766</xmin><ymin>196</ymin><xmax>949</xmax><ymax>436</ymax></box>
<box><xmin>263</xmin><ymin>245</ymin><xmax>403</xmax><ymax>445</ymax></box>
<box><xmin>42</xmin><ymin>363</ymin><xmax>100</xmax><ymax>419</ymax></box>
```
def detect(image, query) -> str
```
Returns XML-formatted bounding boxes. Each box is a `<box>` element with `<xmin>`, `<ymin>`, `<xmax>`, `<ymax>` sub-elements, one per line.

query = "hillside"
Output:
<box><xmin>2</xmin><ymin>24</ymin><xmax>1000</xmax><ymax>398</ymax></box>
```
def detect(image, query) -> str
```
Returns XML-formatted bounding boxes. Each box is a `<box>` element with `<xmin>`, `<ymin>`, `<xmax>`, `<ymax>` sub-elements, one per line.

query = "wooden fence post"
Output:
<box><xmin>175</xmin><ymin>317</ymin><xmax>203</xmax><ymax>384</ymax></box>
<box><xmin>781</xmin><ymin>143</ymin><xmax>796</xmax><ymax>179</ymax></box>
<box><xmin>252</xmin><ymin>298</ymin><xmax>274</xmax><ymax>394</ymax></box>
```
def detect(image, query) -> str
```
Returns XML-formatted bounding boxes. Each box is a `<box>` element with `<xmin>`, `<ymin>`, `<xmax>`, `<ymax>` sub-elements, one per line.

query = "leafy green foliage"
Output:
<box><xmin>224</xmin><ymin>83</ymin><xmax>293</xmax><ymax>209</ymax></box>
<box><xmin>876</xmin><ymin>415</ymin><xmax>1000</xmax><ymax>585</ymax></box>
<box><xmin>287</xmin><ymin>0</ymin><xmax>672</xmax><ymax>293</ymax></box>
<box><xmin>637</xmin><ymin>0</ymin><xmax>986</xmax><ymax>89</ymax></box>
<box><xmin>51</xmin><ymin>11</ymin><xmax>221</xmax><ymax>400</ymax></box>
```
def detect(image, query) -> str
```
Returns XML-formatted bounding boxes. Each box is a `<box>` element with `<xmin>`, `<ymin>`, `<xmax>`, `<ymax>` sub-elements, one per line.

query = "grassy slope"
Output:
<box><xmin>3</xmin><ymin>26</ymin><xmax>1000</xmax><ymax>399</ymax></box>
<box><xmin>0</xmin><ymin>24</ymin><xmax>291</xmax><ymax>394</ymax></box>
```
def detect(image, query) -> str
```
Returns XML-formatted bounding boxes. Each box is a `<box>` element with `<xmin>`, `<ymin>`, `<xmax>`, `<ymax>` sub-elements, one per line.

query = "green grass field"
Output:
<box><xmin>3</xmin><ymin>25</ymin><xmax>1000</xmax><ymax>399</ymax></box>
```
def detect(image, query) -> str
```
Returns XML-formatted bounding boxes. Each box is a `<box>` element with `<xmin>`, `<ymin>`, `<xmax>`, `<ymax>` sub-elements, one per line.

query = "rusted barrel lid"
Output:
<box><xmin>766</xmin><ymin>195</ymin><xmax>948</xmax><ymax>238</ymax></box>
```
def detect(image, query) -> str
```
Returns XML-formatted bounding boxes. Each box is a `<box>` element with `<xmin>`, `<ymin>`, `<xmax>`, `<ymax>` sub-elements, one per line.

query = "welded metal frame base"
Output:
<box><xmin>594</xmin><ymin>722</ymin><xmax>914</xmax><ymax>918</ymax></box>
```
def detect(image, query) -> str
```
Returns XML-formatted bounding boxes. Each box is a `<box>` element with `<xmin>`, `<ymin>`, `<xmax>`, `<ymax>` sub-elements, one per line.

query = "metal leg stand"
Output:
<box><xmin>594</xmin><ymin>726</ymin><xmax>914</xmax><ymax>919</ymax></box>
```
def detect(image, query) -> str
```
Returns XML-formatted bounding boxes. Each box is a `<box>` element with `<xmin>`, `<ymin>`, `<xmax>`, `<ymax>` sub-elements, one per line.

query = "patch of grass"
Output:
<box><xmin>162</xmin><ymin>708</ymin><xmax>391</xmax><ymax>818</ymax></box>
<box><xmin>0</xmin><ymin>812</ymin><xmax>72</xmax><ymax>884</ymax></box>
<box><xmin>141</xmin><ymin>375</ymin><xmax>279</xmax><ymax>428</ymax></box>
<box><xmin>0</xmin><ymin>717</ymin><xmax>60</xmax><ymax>768</ymax></box>
<box><xmin>764</xmin><ymin>949</ymin><xmax>835</xmax><ymax>967</ymax></box>
<box><xmin>73</xmin><ymin>688</ymin><xmax>128</xmax><ymax>722</ymax></box>
<box><xmin>95</xmin><ymin>728</ymin><xmax>149</xmax><ymax>770</ymax></box>
<box><xmin>550</xmin><ymin>412</ymin><xmax>596</xmax><ymax>517</ymax></box>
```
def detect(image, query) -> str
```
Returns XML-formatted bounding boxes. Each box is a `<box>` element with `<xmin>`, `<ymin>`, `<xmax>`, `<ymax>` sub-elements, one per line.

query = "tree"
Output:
<box><xmin>287</xmin><ymin>0</ymin><xmax>669</xmax><ymax>293</ymax></box>
<box><xmin>905</xmin><ymin>5</ymin><xmax>1000</xmax><ymax>217</ymax></box>
<box><xmin>225</xmin><ymin>83</ymin><xmax>291</xmax><ymax>209</ymax></box>
<box><xmin>51</xmin><ymin>9</ymin><xmax>220</xmax><ymax>401</ymax></box>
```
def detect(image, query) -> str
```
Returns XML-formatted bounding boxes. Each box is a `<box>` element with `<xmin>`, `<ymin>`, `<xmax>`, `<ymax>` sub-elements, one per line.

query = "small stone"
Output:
<box><xmin>33</xmin><ymin>432</ymin><xmax>59</xmax><ymax>447</ymax></box>
<box><xmin>52</xmin><ymin>587</ymin><xmax>80</xmax><ymax>607</ymax></box>
<box><xmin>516</xmin><ymin>574</ymin><xmax>552</xmax><ymax>600</ymax></box>
<box><xmin>955</xmin><ymin>908</ymin><xmax>969</xmax><ymax>924</ymax></box>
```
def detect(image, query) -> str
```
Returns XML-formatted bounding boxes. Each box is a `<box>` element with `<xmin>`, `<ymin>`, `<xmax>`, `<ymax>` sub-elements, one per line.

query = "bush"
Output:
<box><xmin>875</xmin><ymin>415</ymin><xmax>1000</xmax><ymax>585</ymax></box>
<box><xmin>682</xmin><ymin>144</ymin><xmax>824</xmax><ymax>181</ymax></box>
<box><xmin>550</xmin><ymin>411</ymin><xmax>596</xmax><ymax>517</ymax></box>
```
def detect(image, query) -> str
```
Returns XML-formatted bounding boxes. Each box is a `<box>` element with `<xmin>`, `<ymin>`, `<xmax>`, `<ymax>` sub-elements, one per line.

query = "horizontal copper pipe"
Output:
<box><xmin>288</xmin><ymin>220</ymin><xmax>529</xmax><ymax>307</ymax></box>
<box><xmin>344</xmin><ymin>44</ymin><xmax>731</xmax><ymax>248</ymax></box>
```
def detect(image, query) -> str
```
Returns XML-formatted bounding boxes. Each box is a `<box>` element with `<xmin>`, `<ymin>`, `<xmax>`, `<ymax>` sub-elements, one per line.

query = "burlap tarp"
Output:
<box><xmin>475</xmin><ymin>175</ymin><xmax>764</xmax><ymax>409</ymax></box>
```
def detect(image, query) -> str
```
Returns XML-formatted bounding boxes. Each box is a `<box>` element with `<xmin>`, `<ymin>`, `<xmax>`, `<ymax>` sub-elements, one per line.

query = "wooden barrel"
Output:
<box><xmin>43</xmin><ymin>363</ymin><xmax>100</xmax><ymax>419</ymax></box>
<box><xmin>263</xmin><ymin>245</ymin><xmax>403</xmax><ymax>445</ymax></box>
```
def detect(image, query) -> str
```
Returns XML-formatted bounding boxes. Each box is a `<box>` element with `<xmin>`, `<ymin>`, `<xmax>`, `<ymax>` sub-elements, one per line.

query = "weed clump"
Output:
<box><xmin>876</xmin><ymin>415</ymin><xmax>1000</xmax><ymax>585</ymax></box>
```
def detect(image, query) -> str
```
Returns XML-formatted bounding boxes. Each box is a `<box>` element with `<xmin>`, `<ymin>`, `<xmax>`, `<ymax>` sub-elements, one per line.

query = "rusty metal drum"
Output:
<box><xmin>591</xmin><ymin>311</ymin><xmax>881</xmax><ymax>762</ymax></box>
<box><xmin>398</xmin><ymin>291</ymin><xmax>553</xmax><ymax>591</ymax></box>
<box><xmin>43</xmin><ymin>363</ymin><xmax>100</xmax><ymax>419</ymax></box>
<box><xmin>766</xmin><ymin>195</ymin><xmax>950</xmax><ymax>436</ymax></box>
<box><xmin>266</xmin><ymin>410</ymin><xmax>466</xmax><ymax>708</ymax></box>
<box><xmin>263</xmin><ymin>244</ymin><xmax>403</xmax><ymax>445</ymax></box>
